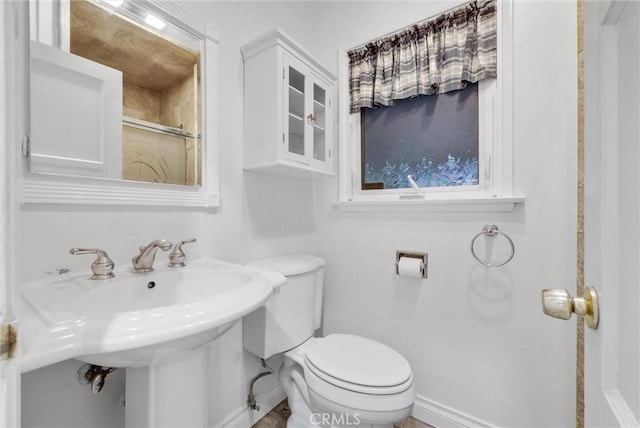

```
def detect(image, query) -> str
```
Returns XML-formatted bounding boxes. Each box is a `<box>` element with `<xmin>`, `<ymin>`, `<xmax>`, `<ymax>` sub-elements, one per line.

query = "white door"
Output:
<box><xmin>0</xmin><ymin>1</ymin><xmax>28</xmax><ymax>427</ymax></box>
<box><xmin>583</xmin><ymin>0</ymin><xmax>640</xmax><ymax>426</ymax></box>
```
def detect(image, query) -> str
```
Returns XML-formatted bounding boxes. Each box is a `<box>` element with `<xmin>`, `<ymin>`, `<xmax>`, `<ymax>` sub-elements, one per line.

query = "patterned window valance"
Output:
<box><xmin>348</xmin><ymin>0</ymin><xmax>497</xmax><ymax>113</ymax></box>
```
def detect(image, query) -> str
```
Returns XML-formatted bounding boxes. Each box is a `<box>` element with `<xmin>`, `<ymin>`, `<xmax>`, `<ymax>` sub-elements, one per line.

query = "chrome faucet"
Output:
<box><xmin>131</xmin><ymin>239</ymin><xmax>173</xmax><ymax>273</ymax></box>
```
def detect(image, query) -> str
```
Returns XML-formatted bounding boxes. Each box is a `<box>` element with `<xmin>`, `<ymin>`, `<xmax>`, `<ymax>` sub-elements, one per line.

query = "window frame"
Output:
<box><xmin>336</xmin><ymin>0</ymin><xmax>523</xmax><ymax>212</ymax></box>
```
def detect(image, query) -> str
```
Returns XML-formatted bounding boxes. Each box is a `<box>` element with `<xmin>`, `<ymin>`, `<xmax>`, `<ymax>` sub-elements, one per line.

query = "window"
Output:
<box><xmin>337</xmin><ymin>0</ymin><xmax>520</xmax><ymax>211</ymax></box>
<box><xmin>361</xmin><ymin>82</ymin><xmax>479</xmax><ymax>191</ymax></box>
<box><xmin>347</xmin><ymin>78</ymin><xmax>495</xmax><ymax>201</ymax></box>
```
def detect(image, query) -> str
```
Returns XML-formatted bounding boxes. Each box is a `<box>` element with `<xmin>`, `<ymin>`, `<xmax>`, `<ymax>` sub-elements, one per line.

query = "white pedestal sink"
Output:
<box><xmin>126</xmin><ymin>348</ymin><xmax>209</xmax><ymax>427</ymax></box>
<box><xmin>20</xmin><ymin>258</ymin><xmax>284</xmax><ymax>426</ymax></box>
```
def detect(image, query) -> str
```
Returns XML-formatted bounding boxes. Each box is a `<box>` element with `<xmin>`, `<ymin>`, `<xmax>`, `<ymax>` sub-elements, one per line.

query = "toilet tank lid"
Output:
<box><xmin>247</xmin><ymin>254</ymin><xmax>326</xmax><ymax>276</ymax></box>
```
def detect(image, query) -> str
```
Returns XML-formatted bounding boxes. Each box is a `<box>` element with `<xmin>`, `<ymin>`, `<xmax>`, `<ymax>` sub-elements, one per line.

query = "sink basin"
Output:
<box><xmin>20</xmin><ymin>258</ymin><xmax>283</xmax><ymax>370</ymax></box>
<box><xmin>57</xmin><ymin>268</ymin><xmax>252</xmax><ymax>319</ymax></box>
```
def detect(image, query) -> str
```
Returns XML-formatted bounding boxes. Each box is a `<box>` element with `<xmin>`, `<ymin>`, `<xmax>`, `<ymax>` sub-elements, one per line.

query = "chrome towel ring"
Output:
<box><xmin>470</xmin><ymin>224</ymin><xmax>515</xmax><ymax>267</ymax></box>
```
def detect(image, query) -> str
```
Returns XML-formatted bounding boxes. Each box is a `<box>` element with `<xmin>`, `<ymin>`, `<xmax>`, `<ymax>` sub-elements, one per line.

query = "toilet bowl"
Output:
<box><xmin>243</xmin><ymin>255</ymin><xmax>416</xmax><ymax>428</ymax></box>
<box><xmin>282</xmin><ymin>335</ymin><xmax>415</xmax><ymax>427</ymax></box>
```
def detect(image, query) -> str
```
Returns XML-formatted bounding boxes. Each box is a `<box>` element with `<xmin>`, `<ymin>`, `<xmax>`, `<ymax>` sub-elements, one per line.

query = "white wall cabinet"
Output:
<box><xmin>242</xmin><ymin>28</ymin><xmax>336</xmax><ymax>177</ymax></box>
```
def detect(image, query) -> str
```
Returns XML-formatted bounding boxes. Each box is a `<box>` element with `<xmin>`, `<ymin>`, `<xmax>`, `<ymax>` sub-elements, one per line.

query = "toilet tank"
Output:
<box><xmin>243</xmin><ymin>254</ymin><xmax>326</xmax><ymax>359</ymax></box>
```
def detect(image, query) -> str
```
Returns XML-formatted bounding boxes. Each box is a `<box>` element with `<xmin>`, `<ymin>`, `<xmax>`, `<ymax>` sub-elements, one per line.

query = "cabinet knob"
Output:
<box><xmin>306</xmin><ymin>113</ymin><xmax>316</xmax><ymax>124</ymax></box>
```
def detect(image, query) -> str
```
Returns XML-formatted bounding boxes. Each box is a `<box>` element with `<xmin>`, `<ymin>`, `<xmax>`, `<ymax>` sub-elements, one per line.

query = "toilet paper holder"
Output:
<box><xmin>395</xmin><ymin>250</ymin><xmax>428</xmax><ymax>279</ymax></box>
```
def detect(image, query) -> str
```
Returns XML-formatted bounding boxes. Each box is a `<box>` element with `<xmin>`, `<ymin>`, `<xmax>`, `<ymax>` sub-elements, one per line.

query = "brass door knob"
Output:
<box><xmin>541</xmin><ymin>287</ymin><xmax>599</xmax><ymax>329</ymax></box>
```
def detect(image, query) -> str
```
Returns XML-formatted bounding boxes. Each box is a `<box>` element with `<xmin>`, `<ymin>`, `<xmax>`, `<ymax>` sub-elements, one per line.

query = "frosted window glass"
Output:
<box><xmin>361</xmin><ymin>83</ymin><xmax>479</xmax><ymax>190</ymax></box>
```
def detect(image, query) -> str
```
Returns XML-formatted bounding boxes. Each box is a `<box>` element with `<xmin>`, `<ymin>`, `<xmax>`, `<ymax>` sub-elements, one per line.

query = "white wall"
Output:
<box><xmin>20</xmin><ymin>1</ymin><xmax>578</xmax><ymax>427</ymax></box>
<box><xmin>312</xmin><ymin>1</ymin><xmax>578</xmax><ymax>427</ymax></box>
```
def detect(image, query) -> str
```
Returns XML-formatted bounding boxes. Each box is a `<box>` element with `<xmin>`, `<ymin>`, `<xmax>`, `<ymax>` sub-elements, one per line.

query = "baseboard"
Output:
<box><xmin>213</xmin><ymin>380</ymin><xmax>286</xmax><ymax>428</ymax></box>
<box><xmin>412</xmin><ymin>394</ymin><xmax>498</xmax><ymax>428</ymax></box>
<box><xmin>214</xmin><ymin>387</ymin><xmax>495</xmax><ymax>428</ymax></box>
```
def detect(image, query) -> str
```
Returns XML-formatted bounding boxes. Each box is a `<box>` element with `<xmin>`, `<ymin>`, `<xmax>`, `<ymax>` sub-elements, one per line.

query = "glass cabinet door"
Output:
<box><xmin>283</xmin><ymin>54</ymin><xmax>332</xmax><ymax>170</ymax></box>
<box><xmin>311</xmin><ymin>82</ymin><xmax>326</xmax><ymax>162</ymax></box>
<box><xmin>283</xmin><ymin>55</ymin><xmax>310</xmax><ymax>164</ymax></box>
<box><xmin>287</xmin><ymin>66</ymin><xmax>305</xmax><ymax>156</ymax></box>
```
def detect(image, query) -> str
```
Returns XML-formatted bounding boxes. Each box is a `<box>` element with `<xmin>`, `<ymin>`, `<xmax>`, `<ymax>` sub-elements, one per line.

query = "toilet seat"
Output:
<box><xmin>303</xmin><ymin>334</ymin><xmax>413</xmax><ymax>395</ymax></box>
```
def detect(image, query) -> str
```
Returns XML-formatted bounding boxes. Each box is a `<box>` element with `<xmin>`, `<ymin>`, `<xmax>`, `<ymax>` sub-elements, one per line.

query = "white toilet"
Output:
<box><xmin>243</xmin><ymin>254</ymin><xmax>416</xmax><ymax>428</ymax></box>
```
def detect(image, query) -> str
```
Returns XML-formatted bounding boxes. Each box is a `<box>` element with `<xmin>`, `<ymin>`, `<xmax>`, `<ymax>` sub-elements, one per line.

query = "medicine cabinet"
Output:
<box><xmin>241</xmin><ymin>29</ymin><xmax>336</xmax><ymax>177</ymax></box>
<box><xmin>25</xmin><ymin>0</ymin><xmax>219</xmax><ymax>207</ymax></box>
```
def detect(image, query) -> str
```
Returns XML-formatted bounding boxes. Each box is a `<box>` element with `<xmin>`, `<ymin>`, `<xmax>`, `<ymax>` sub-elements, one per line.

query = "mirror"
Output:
<box><xmin>71</xmin><ymin>0</ymin><xmax>201</xmax><ymax>186</ymax></box>
<box><xmin>26</xmin><ymin>0</ymin><xmax>219</xmax><ymax>207</ymax></box>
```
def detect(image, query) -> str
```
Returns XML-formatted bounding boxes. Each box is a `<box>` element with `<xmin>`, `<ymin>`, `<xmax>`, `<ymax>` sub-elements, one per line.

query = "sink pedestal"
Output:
<box><xmin>125</xmin><ymin>348</ymin><xmax>208</xmax><ymax>427</ymax></box>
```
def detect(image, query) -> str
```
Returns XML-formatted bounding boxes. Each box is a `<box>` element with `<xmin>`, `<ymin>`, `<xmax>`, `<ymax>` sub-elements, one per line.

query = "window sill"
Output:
<box><xmin>332</xmin><ymin>195</ymin><xmax>525</xmax><ymax>213</ymax></box>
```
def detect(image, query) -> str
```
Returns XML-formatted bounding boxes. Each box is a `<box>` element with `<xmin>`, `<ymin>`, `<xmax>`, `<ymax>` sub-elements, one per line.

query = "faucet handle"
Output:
<box><xmin>69</xmin><ymin>248</ymin><xmax>115</xmax><ymax>280</ymax></box>
<box><xmin>168</xmin><ymin>238</ymin><xmax>197</xmax><ymax>268</ymax></box>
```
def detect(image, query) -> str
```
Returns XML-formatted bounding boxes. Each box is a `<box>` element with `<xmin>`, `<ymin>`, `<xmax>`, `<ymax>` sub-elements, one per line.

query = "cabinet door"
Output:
<box><xmin>308</xmin><ymin>74</ymin><xmax>331</xmax><ymax>172</ymax></box>
<box><xmin>30</xmin><ymin>41</ymin><xmax>123</xmax><ymax>178</ymax></box>
<box><xmin>283</xmin><ymin>55</ymin><xmax>309</xmax><ymax>165</ymax></box>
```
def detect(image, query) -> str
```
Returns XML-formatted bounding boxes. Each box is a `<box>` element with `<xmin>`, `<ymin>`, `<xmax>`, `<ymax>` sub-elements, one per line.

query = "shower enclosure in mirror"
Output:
<box><xmin>72</xmin><ymin>0</ymin><xmax>200</xmax><ymax>186</ymax></box>
<box><xmin>26</xmin><ymin>0</ymin><xmax>218</xmax><ymax>207</ymax></box>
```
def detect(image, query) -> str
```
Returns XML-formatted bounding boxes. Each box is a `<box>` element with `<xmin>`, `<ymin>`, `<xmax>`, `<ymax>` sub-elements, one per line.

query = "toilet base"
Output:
<box><xmin>308</xmin><ymin>388</ymin><xmax>410</xmax><ymax>428</ymax></box>
<box><xmin>285</xmin><ymin>412</ymin><xmax>318</xmax><ymax>428</ymax></box>
<box><xmin>285</xmin><ymin>417</ymin><xmax>391</xmax><ymax>428</ymax></box>
<box><xmin>284</xmin><ymin>410</ymin><xmax>391</xmax><ymax>428</ymax></box>
<box><xmin>280</xmin><ymin>345</ymin><xmax>411</xmax><ymax>428</ymax></box>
